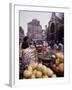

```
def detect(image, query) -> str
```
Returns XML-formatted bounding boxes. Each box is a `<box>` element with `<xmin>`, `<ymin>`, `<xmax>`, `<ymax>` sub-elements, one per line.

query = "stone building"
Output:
<box><xmin>27</xmin><ymin>19</ymin><xmax>43</xmax><ymax>42</ymax></box>
<box><xmin>47</xmin><ymin>12</ymin><xmax>64</xmax><ymax>44</ymax></box>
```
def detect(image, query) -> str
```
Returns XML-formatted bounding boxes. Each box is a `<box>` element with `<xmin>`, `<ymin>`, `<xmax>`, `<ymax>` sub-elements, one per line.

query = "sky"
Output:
<box><xmin>19</xmin><ymin>10</ymin><xmax>62</xmax><ymax>36</ymax></box>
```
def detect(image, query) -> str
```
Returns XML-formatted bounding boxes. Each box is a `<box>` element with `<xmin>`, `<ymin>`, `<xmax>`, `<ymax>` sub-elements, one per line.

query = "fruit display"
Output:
<box><xmin>51</xmin><ymin>52</ymin><xmax>64</xmax><ymax>76</ymax></box>
<box><xmin>23</xmin><ymin>63</ymin><xmax>56</xmax><ymax>79</ymax></box>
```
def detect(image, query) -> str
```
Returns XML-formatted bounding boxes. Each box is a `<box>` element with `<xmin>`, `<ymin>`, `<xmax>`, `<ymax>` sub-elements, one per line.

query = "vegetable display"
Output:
<box><xmin>23</xmin><ymin>63</ymin><xmax>56</xmax><ymax>79</ymax></box>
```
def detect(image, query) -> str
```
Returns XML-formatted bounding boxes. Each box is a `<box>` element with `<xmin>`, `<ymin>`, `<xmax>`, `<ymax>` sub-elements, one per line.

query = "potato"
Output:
<box><xmin>56</xmin><ymin>52</ymin><xmax>62</xmax><ymax>58</ymax></box>
<box><xmin>37</xmin><ymin>63</ymin><xmax>43</xmax><ymax>71</ymax></box>
<box><xmin>42</xmin><ymin>69</ymin><xmax>48</xmax><ymax>75</ymax></box>
<box><xmin>55</xmin><ymin>58</ymin><xmax>60</xmax><ymax>66</ymax></box>
<box><xmin>56</xmin><ymin>53</ymin><xmax>60</xmax><ymax>58</ymax></box>
<box><xmin>59</xmin><ymin>54</ymin><xmax>64</xmax><ymax>63</ymax></box>
<box><xmin>58</xmin><ymin>63</ymin><xmax>64</xmax><ymax>73</ymax></box>
<box><xmin>47</xmin><ymin>68</ymin><xmax>53</xmax><ymax>77</ymax></box>
<box><xmin>32</xmin><ymin>70</ymin><xmax>37</xmax><ymax>75</ymax></box>
<box><xmin>41</xmin><ymin>65</ymin><xmax>48</xmax><ymax>75</ymax></box>
<box><xmin>28</xmin><ymin>66</ymin><xmax>33</xmax><ymax>72</ymax></box>
<box><xmin>23</xmin><ymin>70</ymin><xmax>32</xmax><ymax>78</ymax></box>
<box><xmin>41</xmin><ymin>65</ymin><xmax>47</xmax><ymax>71</ymax></box>
<box><xmin>42</xmin><ymin>68</ymin><xmax>48</xmax><ymax>75</ymax></box>
<box><xmin>60</xmin><ymin>54</ymin><xmax>64</xmax><ymax>59</ymax></box>
<box><xmin>42</xmin><ymin>75</ymin><xmax>48</xmax><ymax>78</ymax></box>
<box><xmin>36</xmin><ymin>71</ymin><xmax>42</xmax><ymax>78</ymax></box>
<box><xmin>31</xmin><ymin>63</ymin><xmax>38</xmax><ymax>70</ymax></box>
<box><xmin>31</xmin><ymin>74</ymin><xmax>36</xmax><ymax>79</ymax></box>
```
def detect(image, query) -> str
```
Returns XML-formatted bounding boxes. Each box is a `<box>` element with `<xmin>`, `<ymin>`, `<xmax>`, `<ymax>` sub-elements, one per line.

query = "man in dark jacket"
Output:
<box><xmin>21</xmin><ymin>36</ymin><xmax>29</xmax><ymax>49</ymax></box>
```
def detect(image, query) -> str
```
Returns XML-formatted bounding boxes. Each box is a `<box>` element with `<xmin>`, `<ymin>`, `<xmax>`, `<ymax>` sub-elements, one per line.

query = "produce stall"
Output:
<box><xmin>19</xmin><ymin>45</ymin><xmax>64</xmax><ymax>79</ymax></box>
<box><xmin>23</xmin><ymin>63</ymin><xmax>56</xmax><ymax>79</ymax></box>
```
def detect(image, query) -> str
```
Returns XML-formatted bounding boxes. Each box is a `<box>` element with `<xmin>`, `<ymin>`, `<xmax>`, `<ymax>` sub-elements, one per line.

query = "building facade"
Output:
<box><xmin>47</xmin><ymin>12</ymin><xmax>64</xmax><ymax>44</ymax></box>
<box><xmin>27</xmin><ymin>19</ymin><xmax>43</xmax><ymax>42</ymax></box>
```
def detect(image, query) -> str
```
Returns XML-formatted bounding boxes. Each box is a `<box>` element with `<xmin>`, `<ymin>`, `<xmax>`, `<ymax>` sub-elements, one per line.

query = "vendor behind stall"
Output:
<box><xmin>21</xmin><ymin>36</ymin><xmax>31</xmax><ymax>67</ymax></box>
<box><xmin>21</xmin><ymin>36</ymin><xmax>37</xmax><ymax>67</ymax></box>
